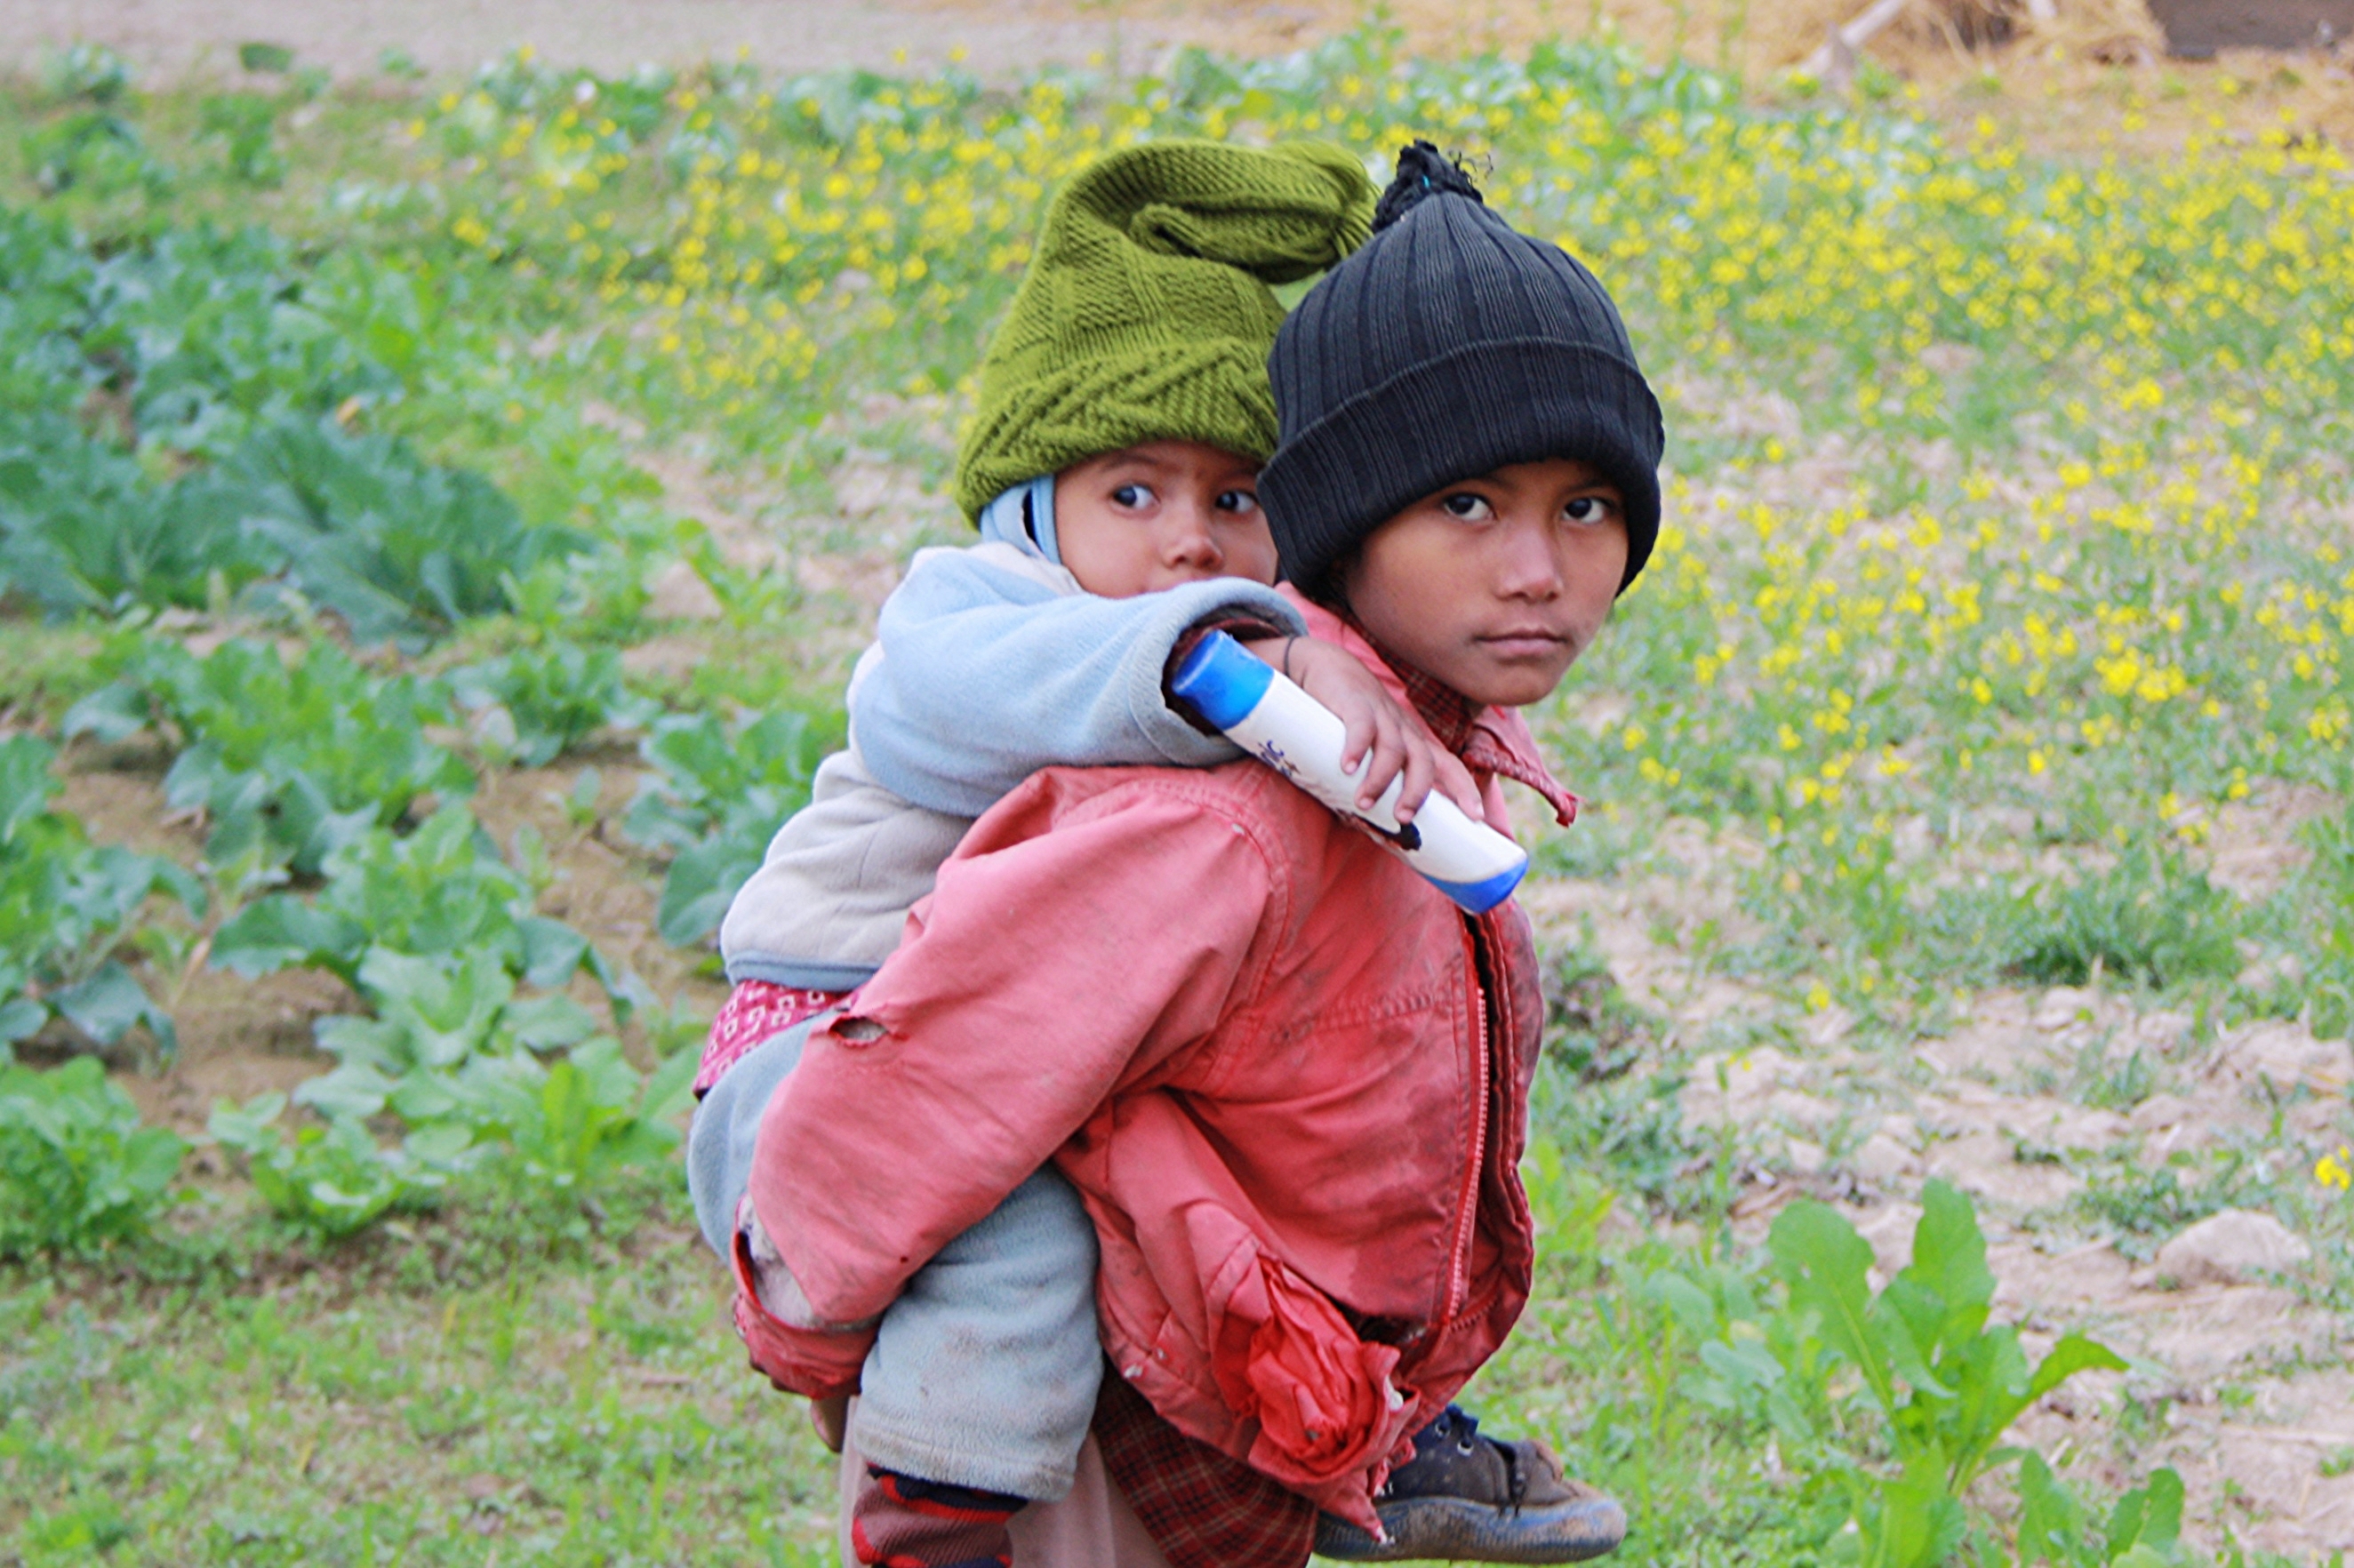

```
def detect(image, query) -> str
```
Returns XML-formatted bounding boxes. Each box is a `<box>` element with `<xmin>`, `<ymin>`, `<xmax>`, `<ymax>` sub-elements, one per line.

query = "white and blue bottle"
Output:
<box><xmin>1168</xmin><ymin>630</ymin><xmax>1530</xmax><ymax>915</ymax></box>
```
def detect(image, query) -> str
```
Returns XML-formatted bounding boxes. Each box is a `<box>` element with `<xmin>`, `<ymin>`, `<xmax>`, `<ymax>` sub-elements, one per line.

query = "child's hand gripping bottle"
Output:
<box><xmin>1169</xmin><ymin>630</ymin><xmax>1530</xmax><ymax>914</ymax></box>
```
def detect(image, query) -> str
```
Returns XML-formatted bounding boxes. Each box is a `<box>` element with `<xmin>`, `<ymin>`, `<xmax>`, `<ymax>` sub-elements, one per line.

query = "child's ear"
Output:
<box><xmin>1310</xmin><ymin>548</ymin><xmax>1363</xmax><ymax>616</ymax></box>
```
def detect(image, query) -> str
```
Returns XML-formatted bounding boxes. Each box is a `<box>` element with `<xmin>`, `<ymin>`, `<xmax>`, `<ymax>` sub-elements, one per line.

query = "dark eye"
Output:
<box><xmin>1440</xmin><ymin>492</ymin><xmax>1494</xmax><ymax>522</ymax></box>
<box><xmin>1564</xmin><ymin>495</ymin><xmax>1616</xmax><ymax>524</ymax></box>
<box><xmin>1216</xmin><ymin>489</ymin><xmax>1261</xmax><ymax>516</ymax></box>
<box><xmin>1111</xmin><ymin>483</ymin><xmax>1154</xmax><ymax>509</ymax></box>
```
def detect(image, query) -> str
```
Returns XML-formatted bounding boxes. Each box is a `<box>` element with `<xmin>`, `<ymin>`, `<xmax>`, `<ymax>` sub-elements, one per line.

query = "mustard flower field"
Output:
<box><xmin>2</xmin><ymin>21</ymin><xmax>2351</xmax><ymax>1566</ymax></box>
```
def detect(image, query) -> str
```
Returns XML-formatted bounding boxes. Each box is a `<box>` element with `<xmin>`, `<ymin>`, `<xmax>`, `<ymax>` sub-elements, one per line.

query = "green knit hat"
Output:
<box><xmin>955</xmin><ymin>139</ymin><xmax>1376</xmax><ymax>523</ymax></box>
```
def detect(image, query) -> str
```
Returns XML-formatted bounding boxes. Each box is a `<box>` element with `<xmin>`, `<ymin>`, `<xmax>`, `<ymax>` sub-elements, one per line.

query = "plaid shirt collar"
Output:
<box><xmin>1349</xmin><ymin>617</ymin><xmax>1581</xmax><ymax>830</ymax></box>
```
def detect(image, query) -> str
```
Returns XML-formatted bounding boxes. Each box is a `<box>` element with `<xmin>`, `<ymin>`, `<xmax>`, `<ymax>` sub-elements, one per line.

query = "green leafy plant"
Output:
<box><xmin>448</xmin><ymin>640</ymin><xmax>645</xmax><ymax>765</ymax></box>
<box><xmin>209</xmin><ymin>920</ymin><xmax>682</xmax><ymax>1234</ymax></box>
<box><xmin>22</xmin><ymin>46</ymin><xmax>152</xmax><ymax>199</ymax></box>
<box><xmin>1650</xmin><ymin>1252</ymin><xmax>1846</xmax><ymax>1468</ymax></box>
<box><xmin>1532</xmin><ymin>1061</ymin><xmax>1709</xmax><ymax>1216</ymax></box>
<box><xmin>198</xmin><ymin>92</ymin><xmax>286</xmax><ymax>187</ymax></box>
<box><xmin>1544</xmin><ymin>930</ymin><xmax>1653</xmax><ymax>1081</ymax></box>
<box><xmin>2</xmin><ymin>421</ymin><xmax>580</xmax><ymax>642</ymax></box>
<box><xmin>210</xmin><ymin>804</ymin><xmax>611</xmax><ymax>999</ymax></box>
<box><xmin>0</xmin><ymin>1058</ymin><xmax>186</xmax><ymax>1258</ymax></box>
<box><xmin>208</xmin><ymin>1091</ymin><xmax>464</xmax><ymax>1240</ymax></box>
<box><xmin>236</xmin><ymin>43</ymin><xmax>297</xmax><ymax>75</ymax></box>
<box><xmin>0</xmin><ymin>413</ymin><xmax>278</xmax><ymax>613</ymax></box>
<box><xmin>293</xmin><ymin>946</ymin><xmax>602</xmax><ymax>1120</ymax></box>
<box><xmin>0</xmin><ymin>217</ymin><xmax>395</xmax><ymax>460</ymax></box>
<box><xmin>215</xmin><ymin>1029</ymin><xmax>688</xmax><ymax>1239</ymax></box>
<box><xmin>0</xmin><ymin>734</ymin><xmax>201</xmax><ymax>1056</ymax></box>
<box><xmin>65</xmin><ymin>636</ymin><xmax>474</xmax><ymax>875</ymax></box>
<box><xmin>622</xmin><ymin>708</ymin><xmax>828</xmax><ymax>945</ymax></box>
<box><xmin>22</xmin><ymin>112</ymin><xmax>168</xmax><ymax>200</ymax></box>
<box><xmin>2016</xmin><ymin>1453</ymin><xmax>2190</xmax><ymax>1567</ymax></box>
<box><xmin>0</xmin><ymin>211</ymin><xmax>587</xmax><ymax>638</ymax></box>
<box><xmin>1677</xmin><ymin>1181</ymin><xmax>2126</xmax><ymax>1565</ymax></box>
<box><xmin>2004</xmin><ymin>846</ymin><xmax>2242</xmax><ymax>992</ymax></box>
<box><xmin>228</xmin><ymin>420</ymin><xmax>589</xmax><ymax>646</ymax></box>
<box><xmin>391</xmin><ymin>1036</ymin><xmax>695</xmax><ymax>1196</ymax></box>
<box><xmin>39</xmin><ymin>43</ymin><xmax>133</xmax><ymax>105</ymax></box>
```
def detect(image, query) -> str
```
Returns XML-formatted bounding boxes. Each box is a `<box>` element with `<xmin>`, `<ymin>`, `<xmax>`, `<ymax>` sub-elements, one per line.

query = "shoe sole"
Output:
<box><xmin>1314</xmin><ymin>1494</ymin><xmax>1629</xmax><ymax>1564</ymax></box>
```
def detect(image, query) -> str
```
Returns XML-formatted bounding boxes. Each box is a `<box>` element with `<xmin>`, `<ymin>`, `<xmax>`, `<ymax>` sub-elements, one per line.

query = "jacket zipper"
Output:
<box><xmin>1444</xmin><ymin>916</ymin><xmax>1491</xmax><ymax>1319</ymax></box>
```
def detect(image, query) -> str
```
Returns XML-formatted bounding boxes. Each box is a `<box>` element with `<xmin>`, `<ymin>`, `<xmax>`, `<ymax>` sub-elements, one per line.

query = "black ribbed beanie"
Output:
<box><xmin>1261</xmin><ymin>143</ymin><xmax>1666</xmax><ymax>599</ymax></box>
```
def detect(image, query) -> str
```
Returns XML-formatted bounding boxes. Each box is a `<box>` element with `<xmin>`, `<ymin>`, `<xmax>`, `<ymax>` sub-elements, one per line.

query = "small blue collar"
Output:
<box><xmin>976</xmin><ymin>476</ymin><xmax>1060</xmax><ymax>566</ymax></box>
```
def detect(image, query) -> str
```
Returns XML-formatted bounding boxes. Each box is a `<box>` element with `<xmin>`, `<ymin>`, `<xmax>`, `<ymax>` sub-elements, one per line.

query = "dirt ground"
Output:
<box><xmin>12</xmin><ymin>0</ymin><xmax>2350</xmax><ymax>163</ymax></box>
<box><xmin>1522</xmin><ymin>836</ymin><xmax>2354</xmax><ymax>1561</ymax></box>
<box><xmin>0</xmin><ymin>0</ymin><xmax>2078</xmax><ymax>76</ymax></box>
<box><xmin>3</xmin><ymin>0</ymin><xmax>1128</xmax><ymax>82</ymax></box>
<box><xmin>0</xmin><ymin>0</ymin><xmax>2080</xmax><ymax>78</ymax></box>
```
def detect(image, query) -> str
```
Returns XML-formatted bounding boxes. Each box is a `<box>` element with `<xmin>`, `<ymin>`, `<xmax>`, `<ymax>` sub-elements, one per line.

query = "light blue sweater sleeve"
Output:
<box><xmin>852</xmin><ymin>551</ymin><xmax>1307</xmax><ymax>819</ymax></box>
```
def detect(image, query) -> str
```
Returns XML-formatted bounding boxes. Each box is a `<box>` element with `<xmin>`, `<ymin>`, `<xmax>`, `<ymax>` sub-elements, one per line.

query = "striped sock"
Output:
<box><xmin>850</xmin><ymin>1465</ymin><xmax>1022</xmax><ymax>1568</ymax></box>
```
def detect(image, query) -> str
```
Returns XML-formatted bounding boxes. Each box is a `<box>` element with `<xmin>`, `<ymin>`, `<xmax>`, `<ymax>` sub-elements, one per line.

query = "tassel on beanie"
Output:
<box><xmin>954</xmin><ymin>140</ymin><xmax>1377</xmax><ymax>522</ymax></box>
<box><xmin>1261</xmin><ymin>141</ymin><xmax>1667</xmax><ymax>598</ymax></box>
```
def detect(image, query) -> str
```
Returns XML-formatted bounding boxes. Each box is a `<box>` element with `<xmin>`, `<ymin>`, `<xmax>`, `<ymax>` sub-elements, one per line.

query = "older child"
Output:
<box><xmin>733</xmin><ymin>143</ymin><xmax>1665</xmax><ymax>1566</ymax></box>
<box><xmin>691</xmin><ymin>139</ymin><xmax>1524</xmax><ymax>1567</ymax></box>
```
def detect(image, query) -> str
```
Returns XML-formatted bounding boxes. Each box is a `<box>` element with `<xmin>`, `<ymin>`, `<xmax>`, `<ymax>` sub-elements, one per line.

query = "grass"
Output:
<box><xmin>0</xmin><ymin>1083</ymin><xmax>1783</xmax><ymax>1568</ymax></box>
<box><xmin>4</xmin><ymin>1177</ymin><xmax>841</xmax><ymax>1564</ymax></box>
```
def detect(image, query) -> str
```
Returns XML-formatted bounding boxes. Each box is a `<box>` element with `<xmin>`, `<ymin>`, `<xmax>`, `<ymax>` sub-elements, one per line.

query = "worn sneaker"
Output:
<box><xmin>1313</xmin><ymin>1405</ymin><xmax>1626</xmax><ymax>1564</ymax></box>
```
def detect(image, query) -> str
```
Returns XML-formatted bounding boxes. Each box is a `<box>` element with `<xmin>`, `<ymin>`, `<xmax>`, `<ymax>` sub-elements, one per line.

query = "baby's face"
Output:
<box><xmin>1053</xmin><ymin>441</ymin><xmax>1277</xmax><ymax>597</ymax></box>
<box><xmin>1341</xmin><ymin>457</ymin><xmax>1629</xmax><ymax>709</ymax></box>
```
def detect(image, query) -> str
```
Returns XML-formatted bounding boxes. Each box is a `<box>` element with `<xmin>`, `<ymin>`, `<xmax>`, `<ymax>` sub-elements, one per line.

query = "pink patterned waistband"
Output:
<box><xmin>694</xmin><ymin>980</ymin><xmax>853</xmax><ymax>1096</ymax></box>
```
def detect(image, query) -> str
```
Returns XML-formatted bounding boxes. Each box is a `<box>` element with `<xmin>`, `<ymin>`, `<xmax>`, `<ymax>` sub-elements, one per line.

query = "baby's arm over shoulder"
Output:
<box><xmin>852</xmin><ymin>545</ymin><xmax>1305</xmax><ymax>817</ymax></box>
<box><xmin>751</xmin><ymin>781</ymin><xmax>1279</xmax><ymax>1324</ymax></box>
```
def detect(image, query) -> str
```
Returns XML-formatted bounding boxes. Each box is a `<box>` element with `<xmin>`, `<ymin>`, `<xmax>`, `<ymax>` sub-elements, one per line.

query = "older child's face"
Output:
<box><xmin>1054</xmin><ymin>441</ymin><xmax>1277</xmax><ymax>597</ymax></box>
<box><xmin>1341</xmin><ymin>458</ymin><xmax>1629</xmax><ymax>708</ymax></box>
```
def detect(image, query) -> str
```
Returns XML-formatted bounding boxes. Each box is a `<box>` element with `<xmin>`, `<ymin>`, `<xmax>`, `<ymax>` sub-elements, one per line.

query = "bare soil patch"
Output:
<box><xmin>1522</xmin><ymin>806</ymin><xmax>2353</xmax><ymax>1557</ymax></box>
<box><xmin>49</xmin><ymin>764</ymin><xmax>359</xmax><ymax>1133</ymax></box>
<box><xmin>20</xmin><ymin>0</ymin><xmax>2352</xmax><ymax>156</ymax></box>
<box><xmin>4</xmin><ymin>0</ymin><xmax>1137</xmax><ymax>83</ymax></box>
<box><xmin>466</xmin><ymin>753</ymin><xmax>732</xmax><ymax>1021</ymax></box>
<box><xmin>117</xmin><ymin>966</ymin><xmax>360</xmax><ymax>1136</ymax></box>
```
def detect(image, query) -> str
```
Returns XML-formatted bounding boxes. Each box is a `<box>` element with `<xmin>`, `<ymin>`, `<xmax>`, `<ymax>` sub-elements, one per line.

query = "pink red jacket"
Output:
<box><xmin>736</xmin><ymin>604</ymin><xmax>1567</xmax><ymax>1529</ymax></box>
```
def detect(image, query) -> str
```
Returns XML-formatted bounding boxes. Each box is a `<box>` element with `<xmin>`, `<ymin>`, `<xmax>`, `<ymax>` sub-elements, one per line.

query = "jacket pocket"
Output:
<box><xmin>1205</xmin><ymin>1242</ymin><xmax>1411</xmax><ymax>1493</ymax></box>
